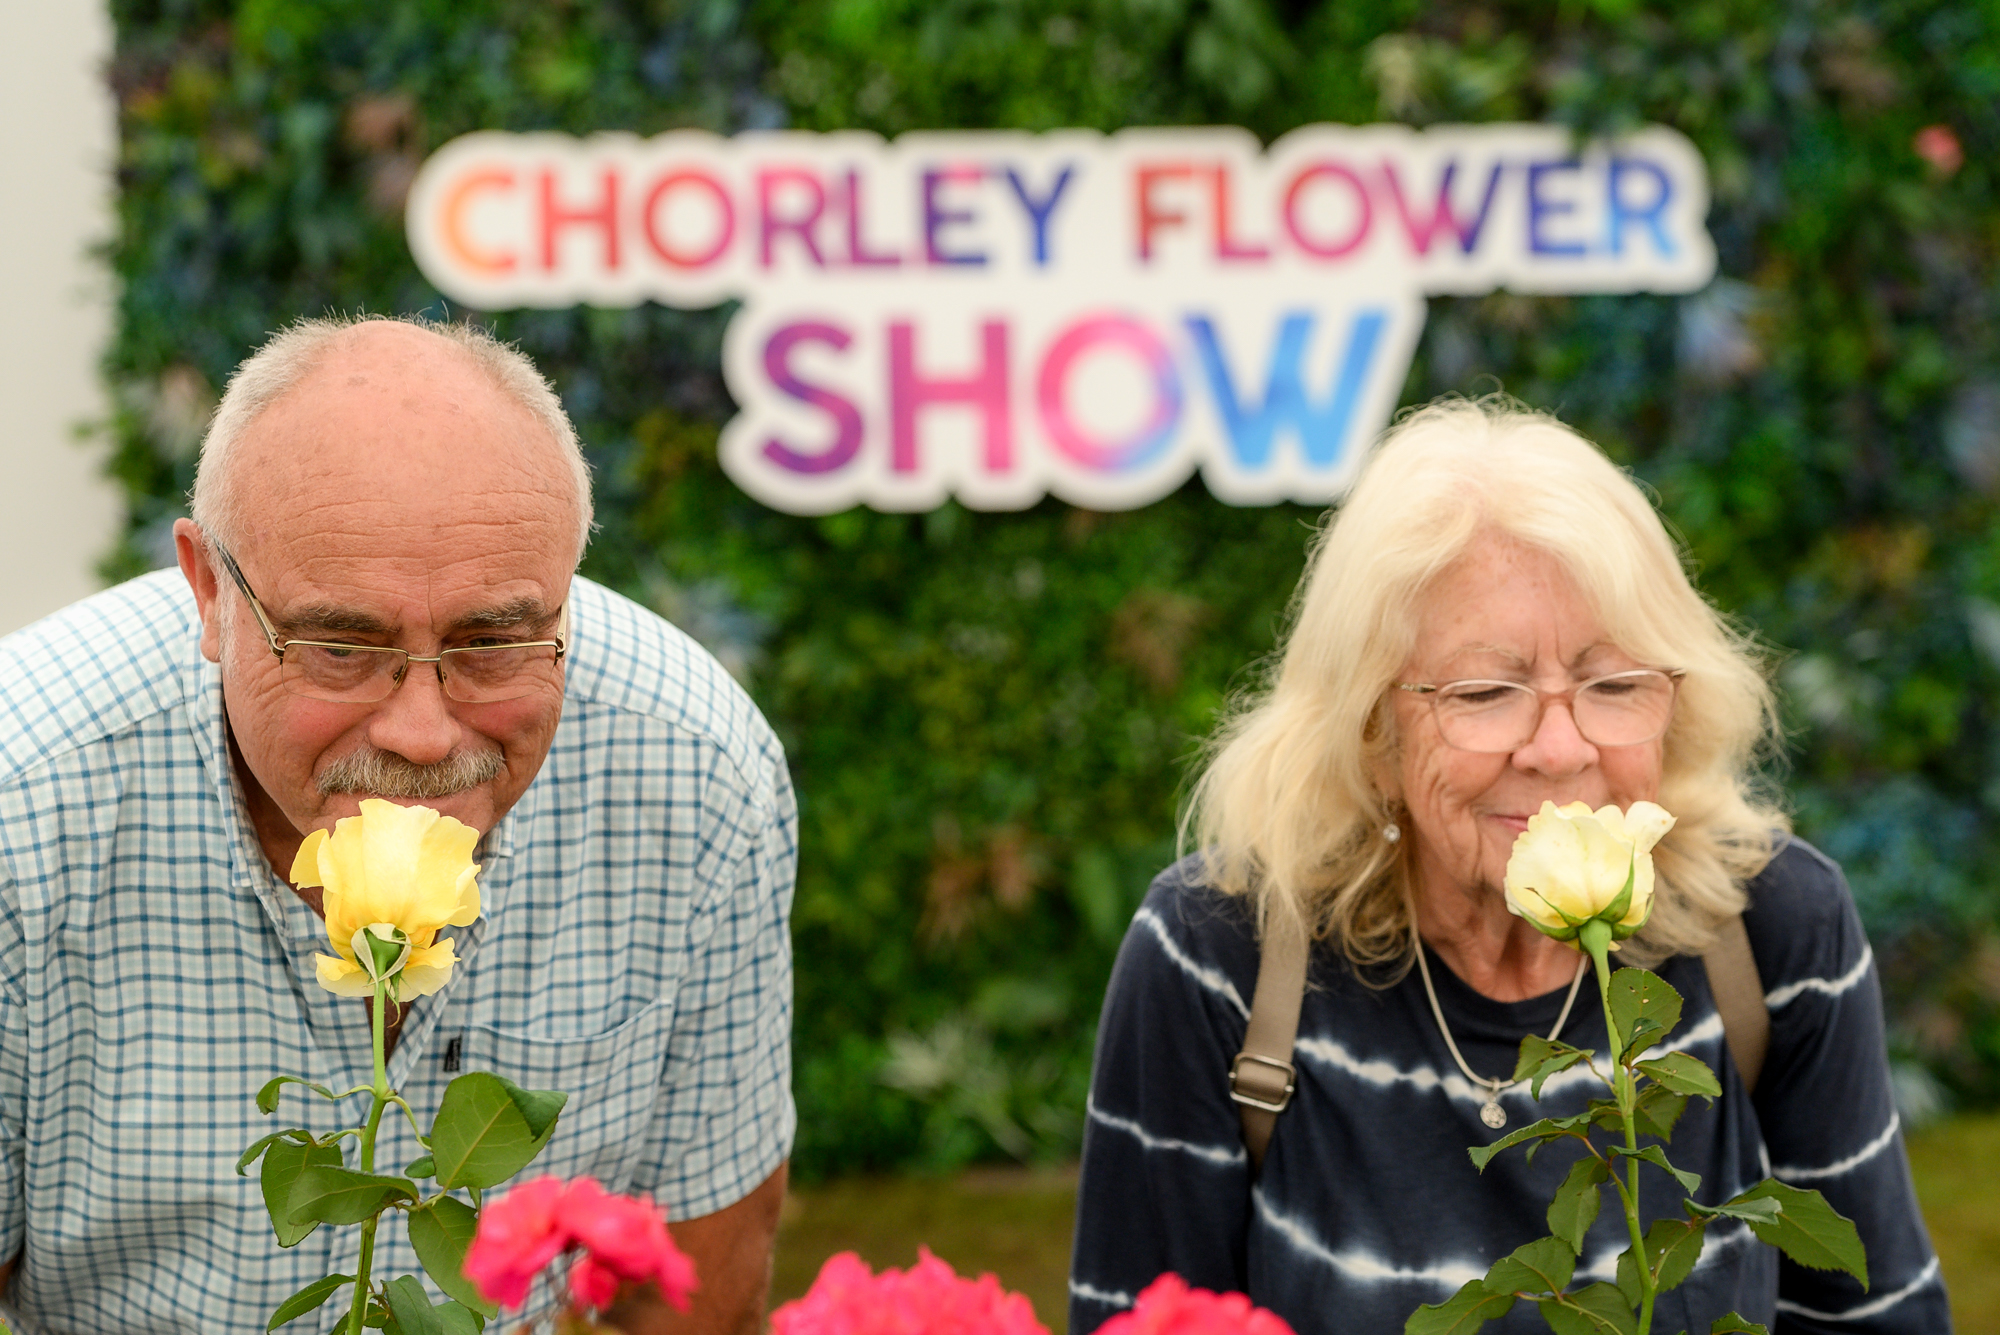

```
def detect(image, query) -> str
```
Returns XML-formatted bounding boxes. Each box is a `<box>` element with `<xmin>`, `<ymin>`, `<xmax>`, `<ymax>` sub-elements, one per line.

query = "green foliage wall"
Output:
<box><xmin>105</xmin><ymin>0</ymin><xmax>2000</xmax><ymax>1173</ymax></box>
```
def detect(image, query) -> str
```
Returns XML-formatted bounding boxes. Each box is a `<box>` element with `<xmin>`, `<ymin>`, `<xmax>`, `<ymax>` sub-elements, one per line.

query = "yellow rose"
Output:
<box><xmin>290</xmin><ymin>799</ymin><xmax>482</xmax><ymax>1000</ymax></box>
<box><xmin>1502</xmin><ymin>800</ymin><xmax>1675</xmax><ymax>945</ymax></box>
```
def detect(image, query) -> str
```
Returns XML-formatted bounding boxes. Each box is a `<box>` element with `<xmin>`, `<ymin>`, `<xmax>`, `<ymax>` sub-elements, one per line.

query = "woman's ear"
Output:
<box><xmin>1364</xmin><ymin>696</ymin><xmax>1402</xmax><ymax>805</ymax></box>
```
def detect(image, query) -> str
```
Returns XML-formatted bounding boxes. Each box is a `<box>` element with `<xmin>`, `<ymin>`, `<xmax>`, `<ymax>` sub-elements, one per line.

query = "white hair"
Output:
<box><xmin>188</xmin><ymin>314</ymin><xmax>594</xmax><ymax>561</ymax></box>
<box><xmin>1184</xmin><ymin>397</ymin><xmax>1787</xmax><ymax>973</ymax></box>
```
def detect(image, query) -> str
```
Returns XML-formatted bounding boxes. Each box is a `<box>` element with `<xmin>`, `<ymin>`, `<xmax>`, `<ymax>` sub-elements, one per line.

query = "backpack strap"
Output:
<box><xmin>1231</xmin><ymin>910</ymin><xmax>1769</xmax><ymax>1170</ymax></box>
<box><xmin>1702</xmin><ymin>911</ymin><xmax>1769</xmax><ymax>1094</ymax></box>
<box><xmin>1231</xmin><ymin>914</ymin><xmax>1307</xmax><ymax>1174</ymax></box>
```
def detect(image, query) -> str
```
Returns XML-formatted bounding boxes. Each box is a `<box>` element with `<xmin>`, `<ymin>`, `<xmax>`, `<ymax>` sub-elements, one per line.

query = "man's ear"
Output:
<box><xmin>174</xmin><ymin>519</ymin><xmax>224</xmax><ymax>664</ymax></box>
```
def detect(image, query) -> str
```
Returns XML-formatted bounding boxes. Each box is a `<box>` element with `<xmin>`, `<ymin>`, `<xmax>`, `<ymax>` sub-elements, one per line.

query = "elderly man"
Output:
<box><xmin>0</xmin><ymin>317</ymin><xmax>796</xmax><ymax>1333</ymax></box>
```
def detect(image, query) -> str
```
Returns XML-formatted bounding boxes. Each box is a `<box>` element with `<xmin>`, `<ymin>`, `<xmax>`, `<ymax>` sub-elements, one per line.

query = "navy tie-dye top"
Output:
<box><xmin>1069</xmin><ymin>838</ymin><xmax>1948</xmax><ymax>1334</ymax></box>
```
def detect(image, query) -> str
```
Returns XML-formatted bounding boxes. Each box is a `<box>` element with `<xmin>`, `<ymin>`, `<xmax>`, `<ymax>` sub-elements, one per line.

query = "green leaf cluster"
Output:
<box><xmin>103</xmin><ymin>0</ymin><xmax>2000</xmax><ymax>1171</ymax></box>
<box><xmin>1409</xmin><ymin>965</ymin><xmax>1866</xmax><ymax>1335</ymax></box>
<box><xmin>242</xmin><ymin>1070</ymin><xmax>565</xmax><ymax>1331</ymax></box>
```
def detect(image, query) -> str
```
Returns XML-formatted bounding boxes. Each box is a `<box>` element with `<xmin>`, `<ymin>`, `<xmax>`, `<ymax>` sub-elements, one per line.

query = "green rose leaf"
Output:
<box><xmin>1468</xmin><ymin>1114</ymin><xmax>1594</xmax><ymax>1171</ymax></box>
<box><xmin>381</xmin><ymin>1275</ymin><xmax>446</xmax><ymax>1335</ymax></box>
<box><xmin>1512</xmin><ymin>1035</ymin><xmax>1594</xmax><ymax>1098</ymax></box>
<box><xmin>406</xmin><ymin>1155</ymin><xmax>437</xmax><ymax>1180</ymax></box>
<box><xmin>1615</xmin><ymin>1218</ymin><xmax>1708</xmax><ymax>1303</ymax></box>
<box><xmin>1588</xmin><ymin>1098</ymin><xmax>1627</xmax><ymax>1137</ymax></box>
<box><xmin>1636</xmin><ymin>1052</ymin><xmax>1722</xmax><ymax>1099</ymax></box>
<box><xmin>408</xmin><ymin>1195</ymin><xmax>499</xmax><ymax>1318</ymax></box>
<box><xmin>326</xmin><ymin>1302</ymin><xmax>390</xmax><ymax>1332</ymax></box>
<box><xmin>286</xmin><ymin>1165</ymin><xmax>420</xmax><ymax>1226</ymax></box>
<box><xmin>1632</xmin><ymin>1086</ymin><xmax>1690</xmax><ymax>1142</ymax></box>
<box><xmin>1609</xmin><ymin>970</ymin><xmax>1682</xmax><ymax>1059</ymax></box>
<box><xmin>261</xmin><ymin>1137</ymin><xmax>345</xmax><ymax>1247</ymax></box>
<box><xmin>1537</xmin><ymin>1282</ymin><xmax>1638</xmax><ymax>1335</ymax></box>
<box><xmin>257</xmin><ymin>1075</ymin><xmax>341</xmax><ymax>1116</ymax></box>
<box><xmin>436</xmin><ymin>1301</ymin><xmax>486</xmax><ymax>1335</ymax></box>
<box><xmin>1619</xmin><ymin>1017</ymin><xmax>1669</xmax><ymax>1064</ymax></box>
<box><xmin>238</xmin><ymin>1128</ymin><xmax>314</xmax><ymax>1176</ymax></box>
<box><xmin>1483</xmin><ymin>1236</ymin><xmax>1576</xmax><ymax>1296</ymax></box>
<box><xmin>1730</xmin><ymin>1181</ymin><xmax>1869</xmax><ymax>1286</ymax></box>
<box><xmin>1688</xmin><ymin>1197</ymin><xmax>1783</xmax><ymax>1227</ymax></box>
<box><xmin>1709</xmin><ymin>1315</ymin><xmax>1769</xmax><ymax>1334</ymax></box>
<box><xmin>429</xmin><ymin>1072</ymin><xmax>569</xmax><ymax>1189</ymax></box>
<box><xmin>1548</xmin><ymin>1156</ymin><xmax>1610</xmax><ymax>1253</ymax></box>
<box><xmin>1611</xmin><ymin>1144</ymin><xmax>1701</xmax><ymax>1196</ymax></box>
<box><xmin>1403</xmin><ymin>1277</ymin><xmax>1515</xmax><ymax>1334</ymax></box>
<box><xmin>266</xmin><ymin>1273</ymin><xmax>354</xmax><ymax>1330</ymax></box>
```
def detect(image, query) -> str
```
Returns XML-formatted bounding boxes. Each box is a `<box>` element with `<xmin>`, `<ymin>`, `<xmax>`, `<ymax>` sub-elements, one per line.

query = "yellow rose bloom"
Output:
<box><xmin>291</xmin><ymin>799</ymin><xmax>483</xmax><ymax>1000</ymax></box>
<box><xmin>1502</xmin><ymin>800</ymin><xmax>1675</xmax><ymax>944</ymax></box>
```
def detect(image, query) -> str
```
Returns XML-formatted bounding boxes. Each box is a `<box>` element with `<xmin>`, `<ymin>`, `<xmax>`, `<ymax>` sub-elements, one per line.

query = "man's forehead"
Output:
<box><xmin>234</xmin><ymin>333</ymin><xmax>572</xmax><ymax>519</ymax></box>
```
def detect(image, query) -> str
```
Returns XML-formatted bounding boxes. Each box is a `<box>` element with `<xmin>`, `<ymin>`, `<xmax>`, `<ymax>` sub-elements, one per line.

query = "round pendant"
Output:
<box><xmin>1480</xmin><ymin>1100</ymin><xmax>1507</xmax><ymax>1129</ymax></box>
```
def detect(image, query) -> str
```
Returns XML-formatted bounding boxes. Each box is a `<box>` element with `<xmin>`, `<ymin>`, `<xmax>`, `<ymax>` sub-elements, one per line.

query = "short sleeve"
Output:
<box><xmin>1069</xmin><ymin>865</ymin><xmax>1258</xmax><ymax>1334</ymax></box>
<box><xmin>1746</xmin><ymin>840</ymin><xmax>1951</xmax><ymax>1333</ymax></box>
<box><xmin>634</xmin><ymin>751</ymin><xmax>798</xmax><ymax>1220</ymax></box>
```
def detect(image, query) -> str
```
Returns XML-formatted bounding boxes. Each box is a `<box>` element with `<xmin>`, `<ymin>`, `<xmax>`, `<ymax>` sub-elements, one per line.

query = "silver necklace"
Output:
<box><xmin>1414</xmin><ymin>945</ymin><xmax>1589</xmax><ymax>1130</ymax></box>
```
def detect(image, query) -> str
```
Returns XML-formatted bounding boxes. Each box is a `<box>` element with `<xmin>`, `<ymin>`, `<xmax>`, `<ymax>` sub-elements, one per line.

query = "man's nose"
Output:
<box><xmin>365</xmin><ymin>661</ymin><xmax>462</xmax><ymax>765</ymax></box>
<box><xmin>1512</xmin><ymin>695</ymin><xmax>1598</xmax><ymax>777</ymax></box>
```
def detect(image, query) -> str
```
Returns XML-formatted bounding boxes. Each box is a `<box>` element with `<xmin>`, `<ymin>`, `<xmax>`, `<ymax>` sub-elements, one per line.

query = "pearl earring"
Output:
<box><xmin>1383</xmin><ymin>821</ymin><xmax>1402</xmax><ymax>845</ymax></box>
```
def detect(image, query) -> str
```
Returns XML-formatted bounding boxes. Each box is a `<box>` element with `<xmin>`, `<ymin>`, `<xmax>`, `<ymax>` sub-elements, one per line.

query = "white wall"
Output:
<box><xmin>0</xmin><ymin>0</ymin><xmax>123</xmax><ymax>637</ymax></box>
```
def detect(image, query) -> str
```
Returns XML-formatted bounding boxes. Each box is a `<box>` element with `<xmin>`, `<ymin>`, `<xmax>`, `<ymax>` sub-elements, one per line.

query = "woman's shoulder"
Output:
<box><xmin>1740</xmin><ymin>833</ymin><xmax>1869</xmax><ymax>988</ymax></box>
<box><xmin>1115</xmin><ymin>853</ymin><xmax>1264</xmax><ymax>1003</ymax></box>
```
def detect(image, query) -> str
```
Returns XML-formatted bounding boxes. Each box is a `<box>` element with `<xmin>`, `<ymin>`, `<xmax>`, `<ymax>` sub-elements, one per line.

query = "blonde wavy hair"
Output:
<box><xmin>1184</xmin><ymin>398</ymin><xmax>1787</xmax><ymax>972</ymax></box>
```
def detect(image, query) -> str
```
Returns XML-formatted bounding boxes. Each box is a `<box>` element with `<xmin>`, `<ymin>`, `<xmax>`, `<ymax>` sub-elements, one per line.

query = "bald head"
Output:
<box><xmin>190</xmin><ymin>316</ymin><xmax>592</xmax><ymax>564</ymax></box>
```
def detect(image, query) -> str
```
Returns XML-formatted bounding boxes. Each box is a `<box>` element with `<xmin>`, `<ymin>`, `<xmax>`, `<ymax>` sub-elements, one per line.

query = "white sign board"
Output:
<box><xmin>407</xmin><ymin>125</ymin><xmax>1714</xmax><ymax>514</ymax></box>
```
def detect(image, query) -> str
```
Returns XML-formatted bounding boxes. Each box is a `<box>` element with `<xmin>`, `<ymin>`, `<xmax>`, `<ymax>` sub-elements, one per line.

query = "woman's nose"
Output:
<box><xmin>1512</xmin><ymin>696</ymin><xmax>1598</xmax><ymax>776</ymax></box>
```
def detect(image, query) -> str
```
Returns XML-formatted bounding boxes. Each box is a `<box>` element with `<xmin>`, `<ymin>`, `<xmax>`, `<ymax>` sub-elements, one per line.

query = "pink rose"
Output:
<box><xmin>1095</xmin><ymin>1274</ymin><xmax>1295</xmax><ymax>1335</ymax></box>
<box><xmin>462</xmin><ymin>1176</ymin><xmax>570</xmax><ymax>1310</ymax></box>
<box><xmin>771</xmin><ymin>1248</ymin><xmax>1049</xmax><ymax>1335</ymax></box>
<box><xmin>568</xmin><ymin>1255</ymin><xmax>625</xmax><ymax>1312</ymax></box>
<box><xmin>463</xmin><ymin>1174</ymin><xmax>699</xmax><ymax>1315</ymax></box>
<box><xmin>558</xmin><ymin>1179</ymin><xmax>698</xmax><ymax>1313</ymax></box>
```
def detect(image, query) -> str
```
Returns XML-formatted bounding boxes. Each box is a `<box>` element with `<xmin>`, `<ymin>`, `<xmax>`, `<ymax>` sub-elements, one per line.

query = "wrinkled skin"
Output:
<box><xmin>1386</xmin><ymin>534</ymin><xmax>1667</xmax><ymax>1001</ymax></box>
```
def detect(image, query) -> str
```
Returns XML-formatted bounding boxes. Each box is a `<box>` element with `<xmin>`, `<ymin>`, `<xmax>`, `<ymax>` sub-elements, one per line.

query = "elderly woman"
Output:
<box><xmin>1069</xmin><ymin>402</ymin><xmax>1948</xmax><ymax>1334</ymax></box>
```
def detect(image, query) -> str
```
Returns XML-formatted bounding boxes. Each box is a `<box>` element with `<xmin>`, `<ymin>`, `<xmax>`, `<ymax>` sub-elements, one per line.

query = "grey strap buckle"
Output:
<box><xmin>1228</xmin><ymin>1052</ymin><xmax>1296</xmax><ymax>1113</ymax></box>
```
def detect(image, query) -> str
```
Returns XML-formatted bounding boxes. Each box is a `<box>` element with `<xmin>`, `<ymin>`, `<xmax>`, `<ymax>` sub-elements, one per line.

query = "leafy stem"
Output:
<box><xmin>345</xmin><ymin>978</ymin><xmax>394</xmax><ymax>1335</ymax></box>
<box><xmin>1580</xmin><ymin>920</ymin><xmax>1655</xmax><ymax>1335</ymax></box>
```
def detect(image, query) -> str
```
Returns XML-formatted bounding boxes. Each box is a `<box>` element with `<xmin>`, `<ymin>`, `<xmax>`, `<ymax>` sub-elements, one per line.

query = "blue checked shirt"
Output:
<box><xmin>0</xmin><ymin>570</ymin><xmax>798</xmax><ymax>1334</ymax></box>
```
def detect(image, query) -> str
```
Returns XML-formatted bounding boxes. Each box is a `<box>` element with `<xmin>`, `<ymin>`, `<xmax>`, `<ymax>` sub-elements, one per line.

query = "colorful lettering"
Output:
<box><xmin>1036</xmin><ymin>316</ymin><xmax>1183</xmax><ymax>471</ymax></box>
<box><xmin>890</xmin><ymin>320</ymin><xmax>1011</xmax><ymax>472</ymax></box>
<box><xmin>761</xmin><ymin>323</ymin><xmax>864</xmax><ymax>474</ymax></box>
<box><xmin>1186</xmin><ymin>310</ymin><xmax>1387</xmax><ymax>470</ymax></box>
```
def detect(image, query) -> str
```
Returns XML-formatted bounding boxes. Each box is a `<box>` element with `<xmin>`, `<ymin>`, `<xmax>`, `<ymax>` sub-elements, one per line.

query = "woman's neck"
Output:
<box><xmin>1414</xmin><ymin>877</ymin><xmax>1584</xmax><ymax>1002</ymax></box>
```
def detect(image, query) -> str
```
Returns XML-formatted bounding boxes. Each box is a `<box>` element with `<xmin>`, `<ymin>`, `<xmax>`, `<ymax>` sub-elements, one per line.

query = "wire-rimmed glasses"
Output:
<box><xmin>208</xmin><ymin>537</ymin><xmax>567</xmax><ymax>705</ymax></box>
<box><xmin>1395</xmin><ymin>669</ymin><xmax>1683</xmax><ymax>753</ymax></box>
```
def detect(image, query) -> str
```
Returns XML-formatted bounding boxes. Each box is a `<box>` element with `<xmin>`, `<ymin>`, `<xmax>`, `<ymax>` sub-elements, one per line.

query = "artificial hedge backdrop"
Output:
<box><xmin>105</xmin><ymin>0</ymin><xmax>2000</xmax><ymax>1175</ymax></box>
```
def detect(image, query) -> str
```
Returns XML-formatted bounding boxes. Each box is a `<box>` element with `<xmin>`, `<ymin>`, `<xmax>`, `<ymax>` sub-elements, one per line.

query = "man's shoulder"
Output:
<box><xmin>561</xmin><ymin>577</ymin><xmax>782</xmax><ymax>779</ymax></box>
<box><xmin>0</xmin><ymin>571</ymin><xmax>200</xmax><ymax>784</ymax></box>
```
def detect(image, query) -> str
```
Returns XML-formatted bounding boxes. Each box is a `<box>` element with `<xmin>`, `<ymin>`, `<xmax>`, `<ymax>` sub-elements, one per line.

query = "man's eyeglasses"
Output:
<box><xmin>207</xmin><ymin>537</ymin><xmax>568</xmax><ymax>705</ymax></box>
<box><xmin>1395</xmin><ymin>669</ymin><xmax>1683</xmax><ymax>754</ymax></box>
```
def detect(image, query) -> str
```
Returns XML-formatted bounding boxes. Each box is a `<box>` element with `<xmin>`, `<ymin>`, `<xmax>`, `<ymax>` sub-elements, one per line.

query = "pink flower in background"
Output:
<box><xmin>1096</xmin><ymin>1274</ymin><xmax>1295</xmax><ymax>1335</ymax></box>
<box><xmin>462</xmin><ymin>1175</ymin><xmax>571</xmax><ymax>1309</ymax></box>
<box><xmin>464</xmin><ymin>1175</ymin><xmax>698</xmax><ymax>1315</ymax></box>
<box><xmin>557</xmin><ymin>1177</ymin><xmax>698</xmax><ymax>1312</ymax></box>
<box><xmin>771</xmin><ymin>1248</ymin><xmax>1049</xmax><ymax>1335</ymax></box>
<box><xmin>1914</xmin><ymin>124</ymin><xmax>1964</xmax><ymax>177</ymax></box>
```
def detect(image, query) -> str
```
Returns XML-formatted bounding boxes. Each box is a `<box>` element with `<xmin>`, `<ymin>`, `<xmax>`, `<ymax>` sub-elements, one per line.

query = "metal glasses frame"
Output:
<box><xmin>1394</xmin><ymin>667</ymin><xmax>1685</xmax><ymax>752</ymax></box>
<box><xmin>207</xmin><ymin>535</ymin><xmax>567</xmax><ymax>703</ymax></box>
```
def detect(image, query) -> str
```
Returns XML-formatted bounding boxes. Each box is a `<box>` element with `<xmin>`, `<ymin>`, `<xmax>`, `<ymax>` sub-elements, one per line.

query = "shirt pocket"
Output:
<box><xmin>451</xmin><ymin>996</ymin><xmax>678</xmax><ymax>1189</ymax></box>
